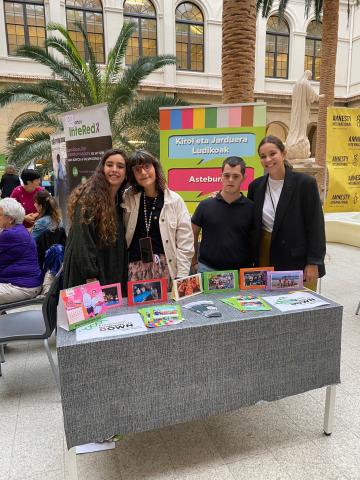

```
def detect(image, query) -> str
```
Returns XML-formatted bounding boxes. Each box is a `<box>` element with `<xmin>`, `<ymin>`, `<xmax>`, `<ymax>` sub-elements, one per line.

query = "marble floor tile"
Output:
<box><xmin>227</xmin><ymin>452</ymin><xmax>290</xmax><ymax>480</ymax></box>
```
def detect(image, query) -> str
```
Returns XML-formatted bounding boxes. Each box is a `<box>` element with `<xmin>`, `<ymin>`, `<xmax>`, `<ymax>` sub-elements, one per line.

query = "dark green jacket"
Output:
<box><xmin>63</xmin><ymin>203</ymin><xmax>127</xmax><ymax>290</ymax></box>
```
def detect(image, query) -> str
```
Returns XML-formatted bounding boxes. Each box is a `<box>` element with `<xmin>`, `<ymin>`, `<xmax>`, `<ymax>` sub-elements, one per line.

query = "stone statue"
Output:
<box><xmin>285</xmin><ymin>70</ymin><xmax>321</xmax><ymax>162</ymax></box>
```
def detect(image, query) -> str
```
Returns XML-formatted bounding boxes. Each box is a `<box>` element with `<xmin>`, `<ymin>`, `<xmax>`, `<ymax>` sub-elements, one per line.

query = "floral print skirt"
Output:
<box><xmin>128</xmin><ymin>254</ymin><xmax>172</xmax><ymax>290</ymax></box>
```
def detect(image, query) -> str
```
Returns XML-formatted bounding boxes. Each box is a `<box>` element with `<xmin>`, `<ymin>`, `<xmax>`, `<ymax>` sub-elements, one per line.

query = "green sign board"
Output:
<box><xmin>160</xmin><ymin>103</ymin><xmax>266</xmax><ymax>214</ymax></box>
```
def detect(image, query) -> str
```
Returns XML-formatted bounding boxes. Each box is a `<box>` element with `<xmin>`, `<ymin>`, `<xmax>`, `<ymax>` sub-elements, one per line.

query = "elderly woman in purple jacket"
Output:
<box><xmin>0</xmin><ymin>198</ymin><xmax>42</xmax><ymax>304</ymax></box>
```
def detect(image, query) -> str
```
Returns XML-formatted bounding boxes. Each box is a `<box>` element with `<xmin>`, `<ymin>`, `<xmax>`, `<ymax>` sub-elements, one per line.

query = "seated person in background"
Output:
<box><xmin>31</xmin><ymin>189</ymin><xmax>62</xmax><ymax>241</ymax></box>
<box><xmin>0</xmin><ymin>164</ymin><xmax>20</xmax><ymax>198</ymax></box>
<box><xmin>11</xmin><ymin>168</ymin><xmax>43</xmax><ymax>228</ymax></box>
<box><xmin>0</xmin><ymin>198</ymin><xmax>42</xmax><ymax>304</ymax></box>
<box><xmin>31</xmin><ymin>190</ymin><xmax>66</xmax><ymax>292</ymax></box>
<box><xmin>191</xmin><ymin>156</ymin><xmax>254</xmax><ymax>273</ymax></box>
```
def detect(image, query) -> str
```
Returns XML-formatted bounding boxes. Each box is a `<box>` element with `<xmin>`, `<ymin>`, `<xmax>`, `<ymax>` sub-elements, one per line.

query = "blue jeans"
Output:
<box><xmin>198</xmin><ymin>261</ymin><xmax>216</xmax><ymax>273</ymax></box>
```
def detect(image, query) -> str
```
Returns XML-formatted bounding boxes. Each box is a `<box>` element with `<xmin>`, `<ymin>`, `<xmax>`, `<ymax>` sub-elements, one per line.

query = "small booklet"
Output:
<box><xmin>182</xmin><ymin>300</ymin><xmax>222</xmax><ymax>318</ymax></box>
<box><xmin>138</xmin><ymin>304</ymin><xmax>183</xmax><ymax>328</ymax></box>
<box><xmin>221</xmin><ymin>294</ymin><xmax>272</xmax><ymax>312</ymax></box>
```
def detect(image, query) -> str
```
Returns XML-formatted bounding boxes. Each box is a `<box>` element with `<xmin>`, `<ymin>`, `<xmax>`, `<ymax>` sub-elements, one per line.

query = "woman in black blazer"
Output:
<box><xmin>247</xmin><ymin>135</ymin><xmax>325</xmax><ymax>290</ymax></box>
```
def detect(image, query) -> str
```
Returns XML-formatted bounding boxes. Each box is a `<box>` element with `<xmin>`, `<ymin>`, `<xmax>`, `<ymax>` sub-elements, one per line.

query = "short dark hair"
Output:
<box><xmin>127</xmin><ymin>150</ymin><xmax>167</xmax><ymax>193</ymax></box>
<box><xmin>21</xmin><ymin>168</ymin><xmax>41</xmax><ymax>185</ymax></box>
<box><xmin>221</xmin><ymin>156</ymin><xmax>246</xmax><ymax>175</ymax></box>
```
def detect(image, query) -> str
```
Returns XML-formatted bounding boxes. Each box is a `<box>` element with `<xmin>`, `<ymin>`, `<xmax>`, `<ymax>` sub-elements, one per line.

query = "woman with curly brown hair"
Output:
<box><xmin>63</xmin><ymin>149</ymin><xmax>128</xmax><ymax>289</ymax></box>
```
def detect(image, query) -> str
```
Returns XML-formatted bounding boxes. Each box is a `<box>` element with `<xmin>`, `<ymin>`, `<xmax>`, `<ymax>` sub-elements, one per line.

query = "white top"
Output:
<box><xmin>262</xmin><ymin>177</ymin><xmax>284</xmax><ymax>233</ymax></box>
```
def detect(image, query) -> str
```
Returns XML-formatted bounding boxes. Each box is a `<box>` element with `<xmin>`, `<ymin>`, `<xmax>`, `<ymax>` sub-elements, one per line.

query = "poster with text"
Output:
<box><xmin>325</xmin><ymin>107</ymin><xmax>360</xmax><ymax>212</ymax></box>
<box><xmin>60</xmin><ymin>103</ymin><xmax>112</xmax><ymax>193</ymax></box>
<box><xmin>50</xmin><ymin>132</ymin><xmax>68</xmax><ymax>225</ymax></box>
<box><xmin>160</xmin><ymin>103</ymin><xmax>266</xmax><ymax>213</ymax></box>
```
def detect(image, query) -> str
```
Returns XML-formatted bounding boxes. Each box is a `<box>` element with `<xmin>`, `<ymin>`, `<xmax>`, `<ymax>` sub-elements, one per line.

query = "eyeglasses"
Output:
<box><xmin>132</xmin><ymin>163</ymin><xmax>152</xmax><ymax>174</ymax></box>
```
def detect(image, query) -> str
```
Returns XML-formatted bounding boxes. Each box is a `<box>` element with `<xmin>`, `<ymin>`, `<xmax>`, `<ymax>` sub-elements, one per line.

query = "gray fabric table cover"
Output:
<box><xmin>56</xmin><ymin>291</ymin><xmax>342</xmax><ymax>449</ymax></box>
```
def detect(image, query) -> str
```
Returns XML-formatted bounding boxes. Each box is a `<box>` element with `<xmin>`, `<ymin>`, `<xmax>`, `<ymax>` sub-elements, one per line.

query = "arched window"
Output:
<box><xmin>305</xmin><ymin>21</ymin><xmax>322</xmax><ymax>81</ymax></box>
<box><xmin>65</xmin><ymin>0</ymin><xmax>104</xmax><ymax>63</ymax></box>
<box><xmin>4</xmin><ymin>0</ymin><xmax>46</xmax><ymax>56</ymax></box>
<box><xmin>124</xmin><ymin>0</ymin><xmax>157</xmax><ymax>65</ymax></box>
<box><xmin>175</xmin><ymin>2</ymin><xmax>204</xmax><ymax>72</ymax></box>
<box><xmin>265</xmin><ymin>15</ymin><xmax>289</xmax><ymax>79</ymax></box>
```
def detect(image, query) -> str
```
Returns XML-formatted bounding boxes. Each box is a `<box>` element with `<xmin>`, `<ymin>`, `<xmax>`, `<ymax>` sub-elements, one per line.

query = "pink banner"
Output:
<box><xmin>168</xmin><ymin>168</ymin><xmax>254</xmax><ymax>196</ymax></box>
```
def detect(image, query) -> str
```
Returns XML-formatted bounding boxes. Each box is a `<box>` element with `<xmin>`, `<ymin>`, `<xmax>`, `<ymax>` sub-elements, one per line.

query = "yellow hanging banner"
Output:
<box><xmin>324</xmin><ymin>107</ymin><xmax>360</xmax><ymax>212</ymax></box>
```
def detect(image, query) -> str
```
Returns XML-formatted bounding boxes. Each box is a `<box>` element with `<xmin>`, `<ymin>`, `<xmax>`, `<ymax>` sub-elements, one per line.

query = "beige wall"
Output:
<box><xmin>1</xmin><ymin>0</ymin><xmax>360</xmax><ymax>160</ymax></box>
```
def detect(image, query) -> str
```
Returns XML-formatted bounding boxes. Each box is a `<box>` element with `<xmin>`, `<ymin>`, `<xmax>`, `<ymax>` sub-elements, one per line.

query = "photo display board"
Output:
<box><xmin>160</xmin><ymin>103</ymin><xmax>266</xmax><ymax>213</ymax></box>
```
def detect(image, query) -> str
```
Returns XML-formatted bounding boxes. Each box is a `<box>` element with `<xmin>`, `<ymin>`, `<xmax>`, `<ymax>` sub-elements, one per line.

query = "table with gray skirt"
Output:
<box><xmin>56</xmin><ymin>290</ymin><xmax>342</xmax><ymax>449</ymax></box>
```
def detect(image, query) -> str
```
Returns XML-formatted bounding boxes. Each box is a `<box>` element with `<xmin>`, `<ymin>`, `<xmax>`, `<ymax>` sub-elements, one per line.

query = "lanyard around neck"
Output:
<box><xmin>143</xmin><ymin>193</ymin><xmax>157</xmax><ymax>236</ymax></box>
<box><xmin>267</xmin><ymin>179</ymin><xmax>276</xmax><ymax>213</ymax></box>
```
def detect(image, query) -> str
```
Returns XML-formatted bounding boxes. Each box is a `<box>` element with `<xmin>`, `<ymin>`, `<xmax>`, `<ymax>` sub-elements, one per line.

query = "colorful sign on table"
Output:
<box><xmin>160</xmin><ymin>103</ymin><xmax>266</xmax><ymax>213</ymax></box>
<box><xmin>325</xmin><ymin>107</ymin><xmax>360</xmax><ymax>212</ymax></box>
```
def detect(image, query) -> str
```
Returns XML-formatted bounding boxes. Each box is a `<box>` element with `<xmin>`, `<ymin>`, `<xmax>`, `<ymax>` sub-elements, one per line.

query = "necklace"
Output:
<box><xmin>143</xmin><ymin>193</ymin><xmax>157</xmax><ymax>236</ymax></box>
<box><xmin>267</xmin><ymin>180</ymin><xmax>276</xmax><ymax>213</ymax></box>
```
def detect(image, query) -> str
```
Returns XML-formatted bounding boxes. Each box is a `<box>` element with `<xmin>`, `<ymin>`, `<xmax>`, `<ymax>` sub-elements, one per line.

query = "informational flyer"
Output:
<box><xmin>262</xmin><ymin>292</ymin><xmax>330</xmax><ymax>312</ymax></box>
<box><xmin>76</xmin><ymin>314</ymin><xmax>147</xmax><ymax>342</ymax></box>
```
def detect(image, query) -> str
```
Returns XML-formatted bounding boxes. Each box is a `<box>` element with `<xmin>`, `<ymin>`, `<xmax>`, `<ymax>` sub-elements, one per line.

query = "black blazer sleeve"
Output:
<box><xmin>301</xmin><ymin>175</ymin><xmax>326</xmax><ymax>267</ymax></box>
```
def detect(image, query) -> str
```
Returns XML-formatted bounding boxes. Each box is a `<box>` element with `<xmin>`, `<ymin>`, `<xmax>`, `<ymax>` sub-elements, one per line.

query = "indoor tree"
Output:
<box><xmin>223</xmin><ymin>0</ymin><xmax>356</xmax><ymax>186</ymax></box>
<box><xmin>0</xmin><ymin>21</ymin><xmax>183</xmax><ymax>169</ymax></box>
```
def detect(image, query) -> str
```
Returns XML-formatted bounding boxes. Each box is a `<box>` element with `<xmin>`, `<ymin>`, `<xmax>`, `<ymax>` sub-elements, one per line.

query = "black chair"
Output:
<box><xmin>36</xmin><ymin>227</ymin><xmax>67</xmax><ymax>270</ymax></box>
<box><xmin>0</xmin><ymin>268</ymin><xmax>63</xmax><ymax>388</ymax></box>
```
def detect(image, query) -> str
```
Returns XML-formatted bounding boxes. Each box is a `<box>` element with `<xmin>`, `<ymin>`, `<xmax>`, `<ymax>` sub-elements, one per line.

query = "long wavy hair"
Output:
<box><xmin>34</xmin><ymin>189</ymin><xmax>62</xmax><ymax>228</ymax></box>
<box><xmin>127</xmin><ymin>150</ymin><xmax>167</xmax><ymax>193</ymax></box>
<box><xmin>67</xmin><ymin>148</ymin><xmax>128</xmax><ymax>245</ymax></box>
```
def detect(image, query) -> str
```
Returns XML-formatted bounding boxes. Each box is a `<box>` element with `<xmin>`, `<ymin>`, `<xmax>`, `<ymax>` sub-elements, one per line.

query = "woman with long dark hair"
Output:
<box><xmin>247</xmin><ymin>135</ymin><xmax>326</xmax><ymax>290</ymax></box>
<box><xmin>31</xmin><ymin>189</ymin><xmax>62</xmax><ymax>241</ymax></box>
<box><xmin>122</xmin><ymin>150</ymin><xmax>193</xmax><ymax>287</ymax></box>
<box><xmin>63</xmin><ymin>149</ymin><xmax>128</xmax><ymax>289</ymax></box>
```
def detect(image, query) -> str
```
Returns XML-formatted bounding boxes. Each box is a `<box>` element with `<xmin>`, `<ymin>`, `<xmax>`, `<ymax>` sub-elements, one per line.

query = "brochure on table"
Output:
<box><xmin>262</xmin><ymin>291</ymin><xmax>330</xmax><ymax>312</ymax></box>
<box><xmin>76</xmin><ymin>314</ymin><xmax>147</xmax><ymax>342</ymax></box>
<box><xmin>221</xmin><ymin>294</ymin><xmax>271</xmax><ymax>312</ymax></box>
<box><xmin>139</xmin><ymin>304</ymin><xmax>183</xmax><ymax>328</ymax></box>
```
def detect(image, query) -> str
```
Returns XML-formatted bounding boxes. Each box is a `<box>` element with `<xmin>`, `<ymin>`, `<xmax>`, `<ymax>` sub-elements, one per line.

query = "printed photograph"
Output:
<box><xmin>267</xmin><ymin>270</ymin><xmax>303</xmax><ymax>290</ymax></box>
<box><xmin>133</xmin><ymin>282</ymin><xmax>161</xmax><ymax>303</ymax></box>
<box><xmin>127</xmin><ymin>278</ymin><xmax>167</xmax><ymax>306</ymax></box>
<box><xmin>203</xmin><ymin>270</ymin><xmax>239</xmax><ymax>293</ymax></box>
<box><xmin>208</xmin><ymin>272</ymin><xmax>235</xmax><ymax>290</ymax></box>
<box><xmin>101</xmin><ymin>283</ymin><xmax>122</xmax><ymax>308</ymax></box>
<box><xmin>239</xmin><ymin>267</ymin><xmax>274</xmax><ymax>290</ymax></box>
<box><xmin>173</xmin><ymin>273</ymin><xmax>202</xmax><ymax>301</ymax></box>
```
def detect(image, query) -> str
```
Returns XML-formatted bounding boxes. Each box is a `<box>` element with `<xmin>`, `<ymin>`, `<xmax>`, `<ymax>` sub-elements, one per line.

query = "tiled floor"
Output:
<box><xmin>1</xmin><ymin>242</ymin><xmax>360</xmax><ymax>480</ymax></box>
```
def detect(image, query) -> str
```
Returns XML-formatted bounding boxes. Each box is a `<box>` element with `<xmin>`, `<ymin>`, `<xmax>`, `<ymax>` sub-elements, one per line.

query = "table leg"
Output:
<box><xmin>323</xmin><ymin>385</ymin><xmax>336</xmax><ymax>435</ymax></box>
<box><xmin>65</xmin><ymin>446</ymin><xmax>78</xmax><ymax>480</ymax></box>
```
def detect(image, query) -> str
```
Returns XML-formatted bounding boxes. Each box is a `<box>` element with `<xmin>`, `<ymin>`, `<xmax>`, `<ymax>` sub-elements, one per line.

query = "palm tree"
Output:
<box><xmin>0</xmin><ymin>22</ymin><xmax>183</xmax><ymax>169</ymax></box>
<box><xmin>223</xmin><ymin>0</ymin><xmax>356</xmax><ymax>188</ymax></box>
<box><xmin>222</xmin><ymin>0</ymin><xmax>257</xmax><ymax>103</ymax></box>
